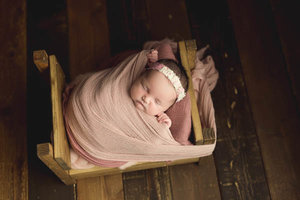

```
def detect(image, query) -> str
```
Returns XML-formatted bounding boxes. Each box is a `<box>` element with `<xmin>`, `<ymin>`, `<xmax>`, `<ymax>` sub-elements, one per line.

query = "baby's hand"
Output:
<box><xmin>147</xmin><ymin>49</ymin><xmax>158</xmax><ymax>63</ymax></box>
<box><xmin>156</xmin><ymin>113</ymin><xmax>172</xmax><ymax>128</ymax></box>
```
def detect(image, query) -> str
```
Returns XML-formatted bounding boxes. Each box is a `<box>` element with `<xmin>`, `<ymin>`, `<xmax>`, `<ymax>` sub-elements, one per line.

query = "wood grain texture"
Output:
<box><xmin>0</xmin><ymin>0</ymin><xmax>27</xmax><ymax>199</ymax></box>
<box><xmin>227</xmin><ymin>0</ymin><xmax>300</xmax><ymax>199</ymax></box>
<box><xmin>123</xmin><ymin>167</ymin><xmax>172</xmax><ymax>200</ymax></box>
<box><xmin>67</xmin><ymin>0</ymin><xmax>110</xmax><ymax>79</ymax></box>
<box><xmin>70</xmin><ymin>158</ymin><xmax>199</xmax><ymax>179</ymax></box>
<box><xmin>170</xmin><ymin>157</ymin><xmax>221</xmax><ymax>200</ymax></box>
<box><xmin>186</xmin><ymin>0</ymin><xmax>271</xmax><ymax>199</ymax></box>
<box><xmin>33</xmin><ymin>50</ymin><xmax>49</xmax><ymax>72</ymax></box>
<box><xmin>49</xmin><ymin>55</ymin><xmax>71</xmax><ymax>170</ymax></box>
<box><xmin>179</xmin><ymin>40</ymin><xmax>203</xmax><ymax>144</ymax></box>
<box><xmin>211</xmin><ymin>14</ymin><xmax>271</xmax><ymax>200</ymax></box>
<box><xmin>77</xmin><ymin>175</ymin><xmax>124</xmax><ymax>200</ymax></box>
<box><xmin>268</xmin><ymin>0</ymin><xmax>300</xmax><ymax>110</ymax></box>
<box><xmin>145</xmin><ymin>0</ymin><xmax>191</xmax><ymax>41</ymax></box>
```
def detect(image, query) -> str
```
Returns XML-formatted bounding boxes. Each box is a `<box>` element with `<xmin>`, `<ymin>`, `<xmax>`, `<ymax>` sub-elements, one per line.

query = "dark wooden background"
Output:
<box><xmin>1</xmin><ymin>0</ymin><xmax>299</xmax><ymax>199</ymax></box>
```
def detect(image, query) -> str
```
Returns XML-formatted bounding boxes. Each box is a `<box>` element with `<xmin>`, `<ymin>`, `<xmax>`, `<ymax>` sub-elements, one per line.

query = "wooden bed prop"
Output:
<box><xmin>34</xmin><ymin>40</ymin><xmax>216</xmax><ymax>185</ymax></box>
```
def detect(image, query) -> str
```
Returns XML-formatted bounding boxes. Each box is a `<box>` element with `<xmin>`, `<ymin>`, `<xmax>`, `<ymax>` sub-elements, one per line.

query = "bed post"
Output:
<box><xmin>179</xmin><ymin>40</ymin><xmax>204</xmax><ymax>144</ymax></box>
<box><xmin>37</xmin><ymin>143</ymin><xmax>75</xmax><ymax>185</ymax></box>
<box><xmin>33</xmin><ymin>51</ymin><xmax>71</xmax><ymax>170</ymax></box>
<box><xmin>49</xmin><ymin>55</ymin><xmax>71</xmax><ymax>170</ymax></box>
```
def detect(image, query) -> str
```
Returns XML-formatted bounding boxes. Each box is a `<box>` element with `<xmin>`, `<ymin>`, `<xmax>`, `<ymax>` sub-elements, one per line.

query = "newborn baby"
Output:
<box><xmin>130</xmin><ymin>46</ymin><xmax>189</xmax><ymax>128</ymax></box>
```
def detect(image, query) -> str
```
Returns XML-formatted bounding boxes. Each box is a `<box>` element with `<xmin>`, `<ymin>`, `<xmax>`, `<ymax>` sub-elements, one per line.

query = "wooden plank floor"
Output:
<box><xmin>0</xmin><ymin>0</ymin><xmax>27</xmax><ymax>199</ymax></box>
<box><xmin>187</xmin><ymin>0</ymin><xmax>270</xmax><ymax>199</ymax></box>
<box><xmin>21</xmin><ymin>0</ymin><xmax>300</xmax><ymax>199</ymax></box>
<box><xmin>227</xmin><ymin>0</ymin><xmax>300</xmax><ymax>199</ymax></box>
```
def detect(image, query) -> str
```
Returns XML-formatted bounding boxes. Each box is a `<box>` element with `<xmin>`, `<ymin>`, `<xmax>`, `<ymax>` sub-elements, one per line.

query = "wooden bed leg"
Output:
<box><xmin>37</xmin><ymin>143</ymin><xmax>76</xmax><ymax>185</ymax></box>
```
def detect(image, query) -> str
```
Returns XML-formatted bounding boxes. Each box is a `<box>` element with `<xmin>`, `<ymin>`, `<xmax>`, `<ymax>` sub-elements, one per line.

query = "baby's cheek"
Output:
<box><xmin>135</xmin><ymin>102</ymin><xmax>144</xmax><ymax>111</ymax></box>
<box><xmin>148</xmin><ymin>106</ymin><xmax>160</xmax><ymax>116</ymax></box>
<box><xmin>129</xmin><ymin>85</ymin><xmax>137</xmax><ymax>99</ymax></box>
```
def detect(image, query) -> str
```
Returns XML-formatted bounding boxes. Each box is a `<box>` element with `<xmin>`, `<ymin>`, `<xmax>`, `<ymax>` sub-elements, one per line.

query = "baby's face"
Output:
<box><xmin>130</xmin><ymin>70</ymin><xmax>177</xmax><ymax>116</ymax></box>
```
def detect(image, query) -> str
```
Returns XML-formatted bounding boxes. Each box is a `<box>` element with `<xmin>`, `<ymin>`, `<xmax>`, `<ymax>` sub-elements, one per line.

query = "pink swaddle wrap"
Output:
<box><xmin>64</xmin><ymin>41</ymin><xmax>218</xmax><ymax>169</ymax></box>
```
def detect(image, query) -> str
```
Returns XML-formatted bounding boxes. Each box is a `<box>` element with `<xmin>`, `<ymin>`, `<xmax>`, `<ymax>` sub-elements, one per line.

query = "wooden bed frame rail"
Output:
<box><xmin>34</xmin><ymin>40</ymin><xmax>216</xmax><ymax>185</ymax></box>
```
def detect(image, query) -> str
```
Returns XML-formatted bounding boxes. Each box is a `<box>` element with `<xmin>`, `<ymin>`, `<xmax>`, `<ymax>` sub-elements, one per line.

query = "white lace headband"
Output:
<box><xmin>148</xmin><ymin>63</ymin><xmax>186</xmax><ymax>102</ymax></box>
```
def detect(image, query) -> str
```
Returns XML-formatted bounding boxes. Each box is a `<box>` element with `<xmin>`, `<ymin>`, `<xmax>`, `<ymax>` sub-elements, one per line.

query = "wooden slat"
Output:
<box><xmin>67</xmin><ymin>0</ymin><xmax>111</xmax><ymax>78</ymax></box>
<box><xmin>123</xmin><ymin>171</ymin><xmax>149</xmax><ymax>200</ymax></box>
<box><xmin>77</xmin><ymin>175</ymin><xmax>124</xmax><ymax>200</ymax></box>
<box><xmin>0</xmin><ymin>0</ymin><xmax>27</xmax><ymax>199</ymax></box>
<box><xmin>210</xmin><ymin>12</ymin><xmax>271</xmax><ymax>200</ymax></box>
<box><xmin>37</xmin><ymin>143</ymin><xmax>75</xmax><ymax>185</ymax></box>
<box><xmin>186</xmin><ymin>40</ymin><xmax>197</xmax><ymax>70</ymax></box>
<box><xmin>123</xmin><ymin>167</ymin><xmax>172</xmax><ymax>200</ymax></box>
<box><xmin>145</xmin><ymin>0</ymin><xmax>192</xmax><ymax>40</ymax></box>
<box><xmin>49</xmin><ymin>55</ymin><xmax>71</xmax><ymax>170</ymax></box>
<box><xmin>269</xmin><ymin>0</ymin><xmax>300</xmax><ymax>110</ymax></box>
<box><xmin>227</xmin><ymin>0</ymin><xmax>300</xmax><ymax>199</ymax></box>
<box><xmin>70</xmin><ymin>158</ymin><xmax>199</xmax><ymax>179</ymax></box>
<box><xmin>170</xmin><ymin>156</ymin><xmax>221</xmax><ymax>200</ymax></box>
<box><xmin>179</xmin><ymin>40</ymin><xmax>203</xmax><ymax>144</ymax></box>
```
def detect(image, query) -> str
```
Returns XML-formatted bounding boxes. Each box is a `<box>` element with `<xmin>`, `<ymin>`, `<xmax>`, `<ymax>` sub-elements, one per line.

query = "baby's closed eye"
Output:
<box><xmin>155</xmin><ymin>98</ymin><xmax>161</xmax><ymax>105</ymax></box>
<box><xmin>141</xmin><ymin>82</ymin><xmax>149</xmax><ymax>92</ymax></box>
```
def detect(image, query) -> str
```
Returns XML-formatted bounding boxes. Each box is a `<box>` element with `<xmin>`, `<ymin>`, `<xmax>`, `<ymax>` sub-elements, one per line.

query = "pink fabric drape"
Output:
<box><xmin>64</xmin><ymin>41</ymin><xmax>218</xmax><ymax>169</ymax></box>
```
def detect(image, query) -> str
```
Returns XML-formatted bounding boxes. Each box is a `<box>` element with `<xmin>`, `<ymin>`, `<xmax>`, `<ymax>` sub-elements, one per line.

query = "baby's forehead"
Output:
<box><xmin>143</xmin><ymin>70</ymin><xmax>176</xmax><ymax>101</ymax></box>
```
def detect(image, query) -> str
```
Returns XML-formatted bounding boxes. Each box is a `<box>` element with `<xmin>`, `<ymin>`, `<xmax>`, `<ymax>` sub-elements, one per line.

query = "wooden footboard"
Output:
<box><xmin>34</xmin><ymin>40</ymin><xmax>215</xmax><ymax>185</ymax></box>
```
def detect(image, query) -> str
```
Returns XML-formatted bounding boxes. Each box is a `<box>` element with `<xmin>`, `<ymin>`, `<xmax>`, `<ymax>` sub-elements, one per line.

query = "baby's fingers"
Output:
<box><xmin>147</xmin><ymin>50</ymin><xmax>158</xmax><ymax>62</ymax></box>
<box><xmin>158</xmin><ymin>116</ymin><xmax>168</xmax><ymax>123</ymax></box>
<box><xmin>157</xmin><ymin>113</ymin><xmax>166</xmax><ymax>120</ymax></box>
<box><xmin>150</xmin><ymin>49</ymin><xmax>158</xmax><ymax>54</ymax></box>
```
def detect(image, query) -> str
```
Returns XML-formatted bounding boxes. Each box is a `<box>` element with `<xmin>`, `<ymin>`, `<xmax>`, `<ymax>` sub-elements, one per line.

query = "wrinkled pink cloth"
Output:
<box><xmin>64</xmin><ymin>41</ymin><xmax>218</xmax><ymax>169</ymax></box>
<box><xmin>193</xmin><ymin>45</ymin><xmax>219</xmax><ymax>133</ymax></box>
